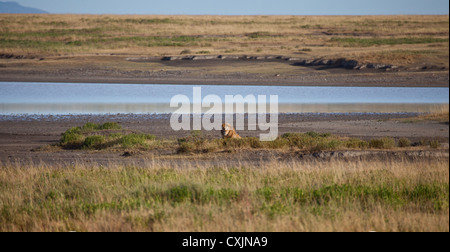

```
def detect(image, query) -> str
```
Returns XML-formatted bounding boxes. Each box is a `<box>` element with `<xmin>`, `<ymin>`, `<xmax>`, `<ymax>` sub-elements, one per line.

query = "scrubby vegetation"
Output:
<box><xmin>60</xmin><ymin>122</ymin><xmax>156</xmax><ymax>150</ymax></box>
<box><xmin>176</xmin><ymin>131</ymin><xmax>443</xmax><ymax>154</ymax></box>
<box><xmin>58</xmin><ymin>123</ymin><xmax>442</xmax><ymax>153</ymax></box>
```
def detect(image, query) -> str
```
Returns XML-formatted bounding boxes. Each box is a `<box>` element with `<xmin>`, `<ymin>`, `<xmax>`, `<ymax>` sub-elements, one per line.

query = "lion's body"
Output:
<box><xmin>221</xmin><ymin>123</ymin><xmax>242</xmax><ymax>139</ymax></box>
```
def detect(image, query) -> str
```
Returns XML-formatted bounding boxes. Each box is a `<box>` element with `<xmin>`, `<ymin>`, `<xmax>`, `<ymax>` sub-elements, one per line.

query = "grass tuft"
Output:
<box><xmin>398</xmin><ymin>138</ymin><xmax>411</xmax><ymax>148</ymax></box>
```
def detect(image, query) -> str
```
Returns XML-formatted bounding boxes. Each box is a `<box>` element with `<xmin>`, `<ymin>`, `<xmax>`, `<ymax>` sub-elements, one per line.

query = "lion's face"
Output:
<box><xmin>221</xmin><ymin>123</ymin><xmax>241</xmax><ymax>139</ymax></box>
<box><xmin>221</xmin><ymin>123</ymin><xmax>232</xmax><ymax>137</ymax></box>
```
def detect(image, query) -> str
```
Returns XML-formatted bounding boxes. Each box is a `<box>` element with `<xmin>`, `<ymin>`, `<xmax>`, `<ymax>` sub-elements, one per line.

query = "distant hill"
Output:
<box><xmin>0</xmin><ymin>1</ymin><xmax>48</xmax><ymax>13</ymax></box>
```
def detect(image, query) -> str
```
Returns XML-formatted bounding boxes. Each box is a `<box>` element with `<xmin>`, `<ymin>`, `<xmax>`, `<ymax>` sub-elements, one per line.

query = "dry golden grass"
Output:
<box><xmin>400</xmin><ymin>105</ymin><xmax>449</xmax><ymax>123</ymax></box>
<box><xmin>0</xmin><ymin>14</ymin><xmax>448</xmax><ymax>67</ymax></box>
<box><xmin>0</xmin><ymin>158</ymin><xmax>448</xmax><ymax>232</ymax></box>
<box><xmin>417</xmin><ymin>111</ymin><xmax>450</xmax><ymax>123</ymax></box>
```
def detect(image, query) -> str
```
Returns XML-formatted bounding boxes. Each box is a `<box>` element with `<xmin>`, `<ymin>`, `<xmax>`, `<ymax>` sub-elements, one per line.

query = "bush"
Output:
<box><xmin>60</xmin><ymin>127</ymin><xmax>83</xmax><ymax>146</ymax></box>
<box><xmin>369</xmin><ymin>137</ymin><xmax>396</xmax><ymax>149</ymax></box>
<box><xmin>430</xmin><ymin>140</ymin><xmax>440</xmax><ymax>149</ymax></box>
<box><xmin>59</xmin><ymin>122</ymin><xmax>154</xmax><ymax>150</ymax></box>
<box><xmin>244</xmin><ymin>137</ymin><xmax>263</xmax><ymax>149</ymax></box>
<box><xmin>121</xmin><ymin>134</ymin><xmax>156</xmax><ymax>148</ymax></box>
<box><xmin>177</xmin><ymin>131</ymin><xmax>208</xmax><ymax>153</ymax></box>
<box><xmin>398</xmin><ymin>138</ymin><xmax>411</xmax><ymax>148</ymax></box>
<box><xmin>83</xmin><ymin>135</ymin><xmax>106</xmax><ymax>149</ymax></box>
<box><xmin>177</xmin><ymin>141</ymin><xmax>196</xmax><ymax>153</ymax></box>
<box><xmin>81</xmin><ymin>122</ymin><xmax>100</xmax><ymax>131</ymax></box>
<box><xmin>345</xmin><ymin>138</ymin><xmax>369</xmax><ymax>149</ymax></box>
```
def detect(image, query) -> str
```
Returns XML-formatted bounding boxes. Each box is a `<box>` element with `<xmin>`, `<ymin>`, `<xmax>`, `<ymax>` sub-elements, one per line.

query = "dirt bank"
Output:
<box><xmin>0</xmin><ymin>55</ymin><xmax>448</xmax><ymax>87</ymax></box>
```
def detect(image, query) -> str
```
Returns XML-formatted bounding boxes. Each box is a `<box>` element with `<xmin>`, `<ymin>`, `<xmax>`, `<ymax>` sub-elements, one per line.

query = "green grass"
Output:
<box><xmin>60</xmin><ymin>128</ymin><xmax>83</xmax><ymax>146</ymax></box>
<box><xmin>120</xmin><ymin>133</ymin><xmax>156</xmax><ymax>149</ymax></box>
<box><xmin>0</xmin><ymin>34</ymin><xmax>209</xmax><ymax>53</ymax></box>
<box><xmin>0</xmin><ymin>159</ymin><xmax>448</xmax><ymax>231</ymax></box>
<box><xmin>59</xmin><ymin>122</ymin><xmax>156</xmax><ymax>150</ymax></box>
<box><xmin>82</xmin><ymin>135</ymin><xmax>106</xmax><ymax>149</ymax></box>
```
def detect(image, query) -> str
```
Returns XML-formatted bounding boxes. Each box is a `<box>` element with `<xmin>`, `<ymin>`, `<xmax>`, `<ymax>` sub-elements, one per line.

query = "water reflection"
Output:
<box><xmin>1</xmin><ymin>103</ymin><xmax>447</xmax><ymax>114</ymax></box>
<box><xmin>0</xmin><ymin>82</ymin><xmax>448</xmax><ymax>115</ymax></box>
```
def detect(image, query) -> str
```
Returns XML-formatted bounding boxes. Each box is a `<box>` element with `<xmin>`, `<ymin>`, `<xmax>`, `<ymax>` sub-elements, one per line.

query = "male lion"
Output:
<box><xmin>221</xmin><ymin>123</ymin><xmax>242</xmax><ymax>139</ymax></box>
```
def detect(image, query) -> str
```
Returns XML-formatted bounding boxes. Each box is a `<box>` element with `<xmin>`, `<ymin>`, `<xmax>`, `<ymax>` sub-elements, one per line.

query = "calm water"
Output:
<box><xmin>0</xmin><ymin>82</ymin><xmax>448</xmax><ymax>114</ymax></box>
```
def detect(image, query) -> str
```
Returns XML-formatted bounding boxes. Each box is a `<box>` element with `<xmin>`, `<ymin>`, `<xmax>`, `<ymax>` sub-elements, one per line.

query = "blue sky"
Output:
<box><xmin>13</xmin><ymin>0</ymin><xmax>450</xmax><ymax>15</ymax></box>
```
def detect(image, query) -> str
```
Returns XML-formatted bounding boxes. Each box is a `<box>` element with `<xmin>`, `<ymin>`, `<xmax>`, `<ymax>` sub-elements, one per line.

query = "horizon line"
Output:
<box><xmin>1</xmin><ymin>13</ymin><xmax>449</xmax><ymax>16</ymax></box>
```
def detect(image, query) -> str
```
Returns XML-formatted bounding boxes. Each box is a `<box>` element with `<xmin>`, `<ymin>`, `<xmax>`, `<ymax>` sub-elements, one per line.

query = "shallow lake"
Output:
<box><xmin>0</xmin><ymin>82</ymin><xmax>448</xmax><ymax>114</ymax></box>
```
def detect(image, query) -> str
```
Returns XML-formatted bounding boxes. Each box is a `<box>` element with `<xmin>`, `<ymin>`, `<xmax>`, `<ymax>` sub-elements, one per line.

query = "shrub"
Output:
<box><xmin>369</xmin><ymin>137</ymin><xmax>396</xmax><ymax>149</ymax></box>
<box><xmin>60</xmin><ymin>127</ymin><xmax>83</xmax><ymax>146</ymax></box>
<box><xmin>83</xmin><ymin>135</ymin><xmax>106</xmax><ymax>149</ymax></box>
<box><xmin>345</xmin><ymin>138</ymin><xmax>369</xmax><ymax>149</ymax></box>
<box><xmin>309</xmin><ymin>139</ymin><xmax>343</xmax><ymax>152</ymax></box>
<box><xmin>81</xmin><ymin>122</ymin><xmax>100</xmax><ymax>131</ymax></box>
<box><xmin>121</xmin><ymin>134</ymin><xmax>156</xmax><ymax>148</ymax></box>
<box><xmin>430</xmin><ymin>140</ymin><xmax>440</xmax><ymax>149</ymax></box>
<box><xmin>398</xmin><ymin>138</ymin><xmax>411</xmax><ymax>148</ymax></box>
<box><xmin>177</xmin><ymin>131</ymin><xmax>209</xmax><ymax>153</ymax></box>
<box><xmin>177</xmin><ymin>141</ymin><xmax>195</xmax><ymax>153</ymax></box>
<box><xmin>415</xmin><ymin>139</ymin><xmax>427</xmax><ymax>146</ymax></box>
<box><xmin>244</xmin><ymin>137</ymin><xmax>263</xmax><ymax>149</ymax></box>
<box><xmin>266</xmin><ymin>138</ymin><xmax>288</xmax><ymax>149</ymax></box>
<box><xmin>60</xmin><ymin>122</ymin><xmax>123</xmax><ymax>147</ymax></box>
